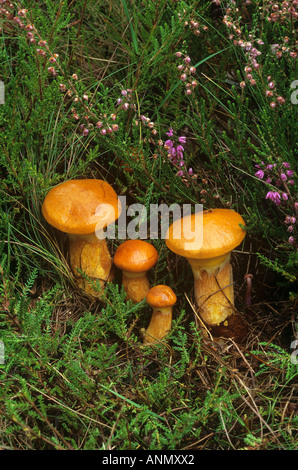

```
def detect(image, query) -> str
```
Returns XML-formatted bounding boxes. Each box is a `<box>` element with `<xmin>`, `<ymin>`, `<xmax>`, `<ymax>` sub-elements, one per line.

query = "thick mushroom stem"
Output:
<box><xmin>143</xmin><ymin>305</ymin><xmax>173</xmax><ymax>345</ymax></box>
<box><xmin>69</xmin><ymin>233</ymin><xmax>112</xmax><ymax>296</ymax></box>
<box><xmin>121</xmin><ymin>270</ymin><xmax>150</xmax><ymax>304</ymax></box>
<box><xmin>187</xmin><ymin>253</ymin><xmax>235</xmax><ymax>326</ymax></box>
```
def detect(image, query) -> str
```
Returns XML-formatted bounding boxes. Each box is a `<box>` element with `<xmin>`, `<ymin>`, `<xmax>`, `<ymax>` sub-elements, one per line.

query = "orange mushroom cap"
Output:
<box><xmin>114</xmin><ymin>240</ymin><xmax>158</xmax><ymax>273</ymax></box>
<box><xmin>42</xmin><ymin>179</ymin><xmax>121</xmax><ymax>235</ymax></box>
<box><xmin>146</xmin><ymin>285</ymin><xmax>177</xmax><ymax>308</ymax></box>
<box><xmin>166</xmin><ymin>208</ymin><xmax>246</xmax><ymax>259</ymax></box>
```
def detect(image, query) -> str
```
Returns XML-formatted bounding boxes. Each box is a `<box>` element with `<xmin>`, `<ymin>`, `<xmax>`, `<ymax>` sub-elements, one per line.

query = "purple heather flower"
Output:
<box><xmin>177</xmin><ymin>170</ymin><xmax>184</xmax><ymax>177</ymax></box>
<box><xmin>164</xmin><ymin>139</ymin><xmax>173</xmax><ymax>149</ymax></box>
<box><xmin>280</xmin><ymin>173</ymin><xmax>287</xmax><ymax>181</ymax></box>
<box><xmin>288</xmin><ymin>225</ymin><xmax>294</xmax><ymax>232</ymax></box>
<box><xmin>166</xmin><ymin>128</ymin><xmax>174</xmax><ymax>137</ymax></box>
<box><xmin>282</xmin><ymin>192</ymin><xmax>288</xmax><ymax>201</ymax></box>
<box><xmin>282</xmin><ymin>162</ymin><xmax>291</xmax><ymax>168</ymax></box>
<box><xmin>286</xmin><ymin>170</ymin><xmax>294</xmax><ymax>176</ymax></box>
<box><xmin>291</xmin><ymin>217</ymin><xmax>296</xmax><ymax>224</ymax></box>
<box><xmin>266</xmin><ymin>191</ymin><xmax>281</xmax><ymax>205</ymax></box>
<box><xmin>285</xmin><ymin>216</ymin><xmax>291</xmax><ymax>224</ymax></box>
<box><xmin>288</xmin><ymin>236</ymin><xmax>295</xmax><ymax>244</ymax></box>
<box><xmin>176</xmin><ymin>145</ymin><xmax>184</xmax><ymax>159</ymax></box>
<box><xmin>178</xmin><ymin>136</ymin><xmax>187</xmax><ymax>144</ymax></box>
<box><xmin>169</xmin><ymin>148</ymin><xmax>176</xmax><ymax>159</ymax></box>
<box><xmin>188</xmin><ymin>168</ymin><xmax>193</xmax><ymax>175</ymax></box>
<box><xmin>255</xmin><ymin>169</ymin><xmax>265</xmax><ymax>179</ymax></box>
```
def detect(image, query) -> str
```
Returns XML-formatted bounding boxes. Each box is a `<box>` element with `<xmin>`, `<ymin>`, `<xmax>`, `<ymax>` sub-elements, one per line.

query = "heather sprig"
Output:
<box><xmin>175</xmin><ymin>52</ymin><xmax>197</xmax><ymax>96</ymax></box>
<box><xmin>0</xmin><ymin>3</ymin><xmax>124</xmax><ymax>139</ymax></box>
<box><xmin>162</xmin><ymin>127</ymin><xmax>193</xmax><ymax>179</ymax></box>
<box><xmin>255</xmin><ymin>160</ymin><xmax>297</xmax><ymax>247</ymax></box>
<box><xmin>222</xmin><ymin>1</ymin><xmax>296</xmax><ymax>108</ymax></box>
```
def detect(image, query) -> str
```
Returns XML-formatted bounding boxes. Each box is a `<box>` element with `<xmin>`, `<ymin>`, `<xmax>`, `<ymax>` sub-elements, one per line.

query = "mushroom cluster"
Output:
<box><xmin>42</xmin><ymin>179</ymin><xmax>247</xmax><ymax>344</ymax></box>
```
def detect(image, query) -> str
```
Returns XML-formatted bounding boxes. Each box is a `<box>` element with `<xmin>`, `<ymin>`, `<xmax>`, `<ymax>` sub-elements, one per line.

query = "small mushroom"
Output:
<box><xmin>42</xmin><ymin>179</ymin><xmax>121</xmax><ymax>297</ymax></box>
<box><xmin>113</xmin><ymin>239</ymin><xmax>158</xmax><ymax>303</ymax></box>
<box><xmin>143</xmin><ymin>285</ymin><xmax>177</xmax><ymax>345</ymax></box>
<box><xmin>166</xmin><ymin>208</ymin><xmax>246</xmax><ymax>329</ymax></box>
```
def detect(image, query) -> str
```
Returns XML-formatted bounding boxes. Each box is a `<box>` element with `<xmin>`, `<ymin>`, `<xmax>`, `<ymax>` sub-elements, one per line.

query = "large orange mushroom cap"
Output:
<box><xmin>42</xmin><ymin>179</ymin><xmax>121</xmax><ymax>235</ymax></box>
<box><xmin>114</xmin><ymin>239</ymin><xmax>158</xmax><ymax>273</ymax></box>
<box><xmin>166</xmin><ymin>208</ymin><xmax>246</xmax><ymax>259</ymax></box>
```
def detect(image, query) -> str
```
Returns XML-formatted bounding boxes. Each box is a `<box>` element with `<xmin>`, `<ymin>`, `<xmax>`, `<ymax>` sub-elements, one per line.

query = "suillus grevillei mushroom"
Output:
<box><xmin>143</xmin><ymin>284</ymin><xmax>177</xmax><ymax>345</ymax></box>
<box><xmin>113</xmin><ymin>239</ymin><xmax>158</xmax><ymax>303</ymax></box>
<box><xmin>42</xmin><ymin>179</ymin><xmax>121</xmax><ymax>297</ymax></box>
<box><xmin>165</xmin><ymin>208</ymin><xmax>246</xmax><ymax>330</ymax></box>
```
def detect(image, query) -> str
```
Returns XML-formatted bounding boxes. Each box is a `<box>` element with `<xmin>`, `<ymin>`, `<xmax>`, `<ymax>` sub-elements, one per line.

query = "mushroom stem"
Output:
<box><xmin>143</xmin><ymin>306</ymin><xmax>173</xmax><ymax>344</ymax></box>
<box><xmin>187</xmin><ymin>253</ymin><xmax>235</xmax><ymax>326</ymax></box>
<box><xmin>69</xmin><ymin>233</ymin><xmax>112</xmax><ymax>296</ymax></box>
<box><xmin>121</xmin><ymin>271</ymin><xmax>150</xmax><ymax>304</ymax></box>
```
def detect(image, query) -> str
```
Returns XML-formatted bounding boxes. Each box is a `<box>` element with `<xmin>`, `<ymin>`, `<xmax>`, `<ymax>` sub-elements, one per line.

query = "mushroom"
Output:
<box><xmin>143</xmin><ymin>284</ymin><xmax>177</xmax><ymax>345</ymax></box>
<box><xmin>42</xmin><ymin>179</ymin><xmax>121</xmax><ymax>297</ymax></box>
<box><xmin>113</xmin><ymin>239</ymin><xmax>158</xmax><ymax>303</ymax></box>
<box><xmin>165</xmin><ymin>208</ymin><xmax>246</xmax><ymax>329</ymax></box>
